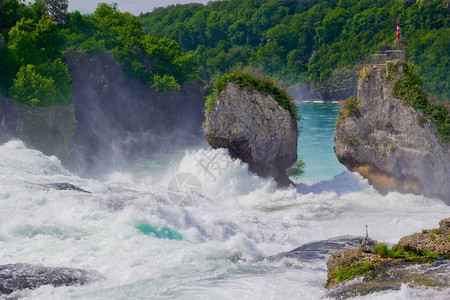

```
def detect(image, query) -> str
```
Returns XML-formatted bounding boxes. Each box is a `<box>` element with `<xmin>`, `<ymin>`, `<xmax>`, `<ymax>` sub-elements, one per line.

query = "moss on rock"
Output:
<box><xmin>396</xmin><ymin>218</ymin><xmax>450</xmax><ymax>258</ymax></box>
<box><xmin>326</xmin><ymin>218</ymin><xmax>450</xmax><ymax>293</ymax></box>
<box><xmin>205</xmin><ymin>69</ymin><xmax>299</xmax><ymax>120</ymax></box>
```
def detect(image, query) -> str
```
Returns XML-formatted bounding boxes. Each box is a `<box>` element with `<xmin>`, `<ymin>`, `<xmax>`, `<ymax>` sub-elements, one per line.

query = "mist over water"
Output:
<box><xmin>0</xmin><ymin>103</ymin><xmax>449</xmax><ymax>299</ymax></box>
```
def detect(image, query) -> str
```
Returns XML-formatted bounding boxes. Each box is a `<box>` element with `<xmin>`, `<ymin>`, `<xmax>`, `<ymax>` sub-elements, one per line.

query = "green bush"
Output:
<box><xmin>335</xmin><ymin>96</ymin><xmax>361</xmax><ymax>128</ymax></box>
<box><xmin>374</xmin><ymin>243</ymin><xmax>389</xmax><ymax>257</ymax></box>
<box><xmin>287</xmin><ymin>159</ymin><xmax>305</xmax><ymax>177</ymax></box>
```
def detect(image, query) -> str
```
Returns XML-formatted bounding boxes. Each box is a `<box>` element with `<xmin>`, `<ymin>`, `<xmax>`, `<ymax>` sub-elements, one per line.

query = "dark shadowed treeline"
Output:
<box><xmin>65</xmin><ymin>49</ymin><xmax>205</xmax><ymax>176</ymax></box>
<box><xmin>0</xmin><ymin>1</ymin><xmax>205</xmax><ymax>175</ymax></box>
<box><xmin>140</xmin><ymin>0</ymin><xmax>449</xmax><ymax>100</ymax></box>
<box><xmin>0</xmin><ymin>0</ymin><xmax>201</xmax><ymax>104</ymax></box>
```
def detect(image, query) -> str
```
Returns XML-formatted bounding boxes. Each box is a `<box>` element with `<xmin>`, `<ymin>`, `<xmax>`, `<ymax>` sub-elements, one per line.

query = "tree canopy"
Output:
<box><xmin>0</xmin><ymin>0</ymin><xmax>448</xmax><ymax>104</ymax></box>
<box><xmin>140</xmin><ymin>0</ymin><xmax>449</xmax><ymax>100</ymax></box>
<box><xmin>0</xmin><ymin>1</ymin><xmax>200</xmax><ymax>105</ymax></box>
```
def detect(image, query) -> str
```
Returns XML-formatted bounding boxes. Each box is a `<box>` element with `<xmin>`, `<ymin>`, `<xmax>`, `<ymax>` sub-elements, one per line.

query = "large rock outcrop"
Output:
<box><xmin>334</xmin><ymin>61</ymin><xmax>450</xmax><ymax>203</ymax></box>
<box><xmin>396</xmin><ymin>218</ymin><xmax>450</xmax><ymax>257</ymax></box>
<box><xmin>0</xmin><ymin>264</ymin><xmax>101</xmax><ymax>295</ymax></box>
<box><xmin>204</xmin><ymin>82</ymin><xmax>298</xmax><ymax>187</ymax></box>
<box><xmin>325</xmin><ymin>218</ymin><xmax>450</xmax><ymax>299</ymax></box>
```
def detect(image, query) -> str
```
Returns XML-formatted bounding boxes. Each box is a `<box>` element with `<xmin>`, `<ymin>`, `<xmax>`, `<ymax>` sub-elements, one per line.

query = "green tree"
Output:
<box><xmin>9</xmin><ymin>64</ymin><xmax>57</xmax><ymax>106</ymax></box>
<box><xmin>0</xmin><ymin>0</ymin><xmax>22</xmax><ymax>36</ymax></box>
<box><xmin>153</xmin><ymin>74</ymin><xmax>180</xmax><ymax>92</ymax></box>
<box><xmin>253</xmin><ymin>41</ymin><xmax>284</xmax><ymax>74</ymax></box>
<box><xmin>36</xmin><ymin>58</ymin><xmax>72</xmax><ymax>105</ymax></box>
<box><xmin>265</xmin><ymin>24</ymin><xmax>296</xmax><ymax>52</ymax></box>
<box><xmin>315</xmin><ymin>7</ymin><xmax>347</xmax><ymax>45</ymax></box>
<box><xmin>9</xmin><ymin>59</ymin><xmax>71</xmax><ymax>106</ymax></box>
<box><xmin>8</xmin><ymin>15</ymin><xmax>61</xmax><ymax>65</ymax></box>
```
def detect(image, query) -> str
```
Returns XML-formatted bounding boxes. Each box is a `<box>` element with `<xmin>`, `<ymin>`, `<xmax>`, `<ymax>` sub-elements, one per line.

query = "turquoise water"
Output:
<box><xmin>297</xmin><ymin>102</ymin><xmax>346</xmax><ymax>181</ymax></box>
<box><xmin>135</xmin><ymin>223</ymin><xmax>183</xmax><ymax>240</ymax></box>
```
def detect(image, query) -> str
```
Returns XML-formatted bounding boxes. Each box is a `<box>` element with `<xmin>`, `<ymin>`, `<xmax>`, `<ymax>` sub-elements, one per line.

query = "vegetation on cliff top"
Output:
<box><xmin>335</xmin><ymin>96</ymin><xmax>361</xmax><ymax>129</ymax></box>
<box><xmin>392</xmin><ymin>62</ymin><xmax>450</xmax><ymax>142</ymax></box>
<box><xmin>204</xmin><ymin>69</ymin><xmax>299</xmax><ymax>120</ymax></box>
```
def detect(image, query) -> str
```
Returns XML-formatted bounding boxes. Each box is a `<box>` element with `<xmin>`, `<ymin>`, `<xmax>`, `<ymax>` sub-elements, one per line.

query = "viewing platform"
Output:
<box><xmin>369</xmin><ymin>50</ymin><xmax>405</xmax><ymax>64</ymax></box>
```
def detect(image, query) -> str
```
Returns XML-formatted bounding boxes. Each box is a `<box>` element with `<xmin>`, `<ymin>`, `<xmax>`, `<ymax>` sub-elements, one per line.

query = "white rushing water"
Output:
<box><xmin>0</xmin><ymin>104</ymin><xmax>449</xmax><ymax>299</ymax></box>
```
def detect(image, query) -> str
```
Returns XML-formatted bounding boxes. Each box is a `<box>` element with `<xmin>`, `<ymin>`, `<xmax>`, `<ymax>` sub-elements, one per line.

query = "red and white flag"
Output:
<box><xmin>397</xmin><ymin>20</ymin><xmax>401</xmax><ymax>39</ymax></box>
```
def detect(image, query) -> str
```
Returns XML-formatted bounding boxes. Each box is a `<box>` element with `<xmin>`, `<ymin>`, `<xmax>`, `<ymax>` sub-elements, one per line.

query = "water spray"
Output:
<box><xmin>112</xmin><ymin>139</ymin><xmax>116</xmax><ymax>169</ymax></box>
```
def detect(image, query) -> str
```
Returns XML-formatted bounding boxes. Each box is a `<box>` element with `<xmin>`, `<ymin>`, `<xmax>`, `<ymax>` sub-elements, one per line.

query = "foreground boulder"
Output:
<box><xmin>204</xmin><ymin>74</ymin><xmax>298</xmax><ymax>187</ymax></box>
<box><xmin>0</xmin><ymin>264</ymin><xmax>101</xmax><ymax>295</ymax></box>
<box><xmin>270</xmin><ymin>236</ymin><xmax>376</xmax><ymax>261</ymax></box>
<box><xmin>334</xmin><ymin>61</ymin><xmax>450</xmax><ymax>203</ymax></box>
<box><xmin>326</xmin><ymin>218</ymin><xmax>450</xmax><ymax>299</ymax></box>
<box><xmin>396</xmin><ymin>218</ymin><xmax>450</xmax><ymax>257</ymax></box>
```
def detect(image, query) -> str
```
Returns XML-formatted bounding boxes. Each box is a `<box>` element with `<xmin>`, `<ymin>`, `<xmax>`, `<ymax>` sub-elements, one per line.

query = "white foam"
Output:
<box><xmin>0</xmin><ymin>142</ymin><xmax>449</xmax><ymax>299</ymax></box>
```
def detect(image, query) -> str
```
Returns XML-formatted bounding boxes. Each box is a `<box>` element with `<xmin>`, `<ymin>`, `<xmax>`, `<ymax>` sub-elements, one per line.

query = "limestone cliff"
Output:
<box><xmin>334</xmin><ymin>61</ymin><xmax>450</xmax><ymax>203</ymax></box>
<box><xmin>204</xmin><ymin>81</ymin><xmax>298</xmax><ymax>187</ymax></box>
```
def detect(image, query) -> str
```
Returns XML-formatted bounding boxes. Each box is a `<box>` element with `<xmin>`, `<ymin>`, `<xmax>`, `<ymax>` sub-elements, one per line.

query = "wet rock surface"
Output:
<box><xmin>0</xmin><ymin>264</ymin><xmax>101</xmax><ymax>295</ymax></box>
<box><xmin>204</xmin><ymin>82</ymin><xmax>298</xmax><ymax>187</ymax></box>
<box><xmin>325</xmin><ymin>218</ymin><xmax>450</xmax><ymax>299</ymax></box>
<box><xmin>275</xmin><ymin>236</ymin><xmax>376</xmax><ymax>261</ymax></box>
<box><xmin>39</xmin><ymin>182</ymin><xmax>91</xmax><ymax>193</ymax></box>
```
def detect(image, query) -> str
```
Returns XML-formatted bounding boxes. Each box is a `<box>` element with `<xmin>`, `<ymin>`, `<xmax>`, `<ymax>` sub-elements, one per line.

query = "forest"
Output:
<box><xmin>0</xmin><ymin>0</ymin><xmax>200</xmax><ymax>107</ymax></box>
<box><xmin>0</xmin><ymin>0</ymin><xmax>448</xmax><ymax>106</ymax></box>
<box><xmin>140</xmin><ymin>0</ymin><xmax>449</xmax><ymax>100</ymax></box>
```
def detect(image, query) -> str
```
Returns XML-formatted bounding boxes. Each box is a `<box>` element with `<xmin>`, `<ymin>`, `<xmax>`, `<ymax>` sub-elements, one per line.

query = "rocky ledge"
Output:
<box><xmin>334</xmin><ymin>61</ymin><xmax>450</xmax><ymax>203</ymax></box>
<box><xmin>0</xmin><ymin>264</ymin><xmax>101</xmax><ymax>295</ymax></box>
<box><xmin>204</xmin><ymin>75</ymin><xmax>298</xmax><ymax>187</ymax></box>
<box><xmin>326</xmin><ymin>218</ymin><xmax>450</xmax><ymax>299</ymax></box>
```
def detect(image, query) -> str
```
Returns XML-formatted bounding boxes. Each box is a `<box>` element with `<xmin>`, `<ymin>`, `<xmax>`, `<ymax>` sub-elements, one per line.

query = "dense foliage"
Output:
<box><xmin>0</xmin><ymin>0</ymin><xmax>200</xmax><ymax>105</ymax></box>
<box><xmin>1</xmin><ymin>0</ymin><xmax>448</xmax><ymax>106</ymax></box>
<box><xmin>140</xmin><ymin>0</ymin><xmax>449</xmax><ymax>99</ymax></box>
<box><xmin>61</xmin><ymin>3</ymin><xmax>200</xmax><ymax>89</ymax></box>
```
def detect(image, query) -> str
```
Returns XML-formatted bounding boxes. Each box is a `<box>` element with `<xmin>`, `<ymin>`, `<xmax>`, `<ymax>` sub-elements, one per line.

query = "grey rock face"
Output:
<box><xmin>334</xmin><ymin>62</ymin><xmax>450</xmax><ymax>203</ymax></box>
<box><xmin>270</xmin><ymin>236</ymin><xmax>377</xmax><ymax>261</ymax></box>
<box><xmin>39</xmin><ymin>182</ymin><xmax>91</xmax><ymax>193</ymax></box>
<box><xmin>0</xmin><ymin>264</ymin><xmax>101</xmax><ymax>295</ymax></box>
<box><xmin>396</xmin><ymin>218</ymin><xmax>450</xmax><ymax>258</ymax></box>
<box><xmin>204</xmin><ymin>83</ymin><xmax>298</xmax><ymax>187</ymax></box>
